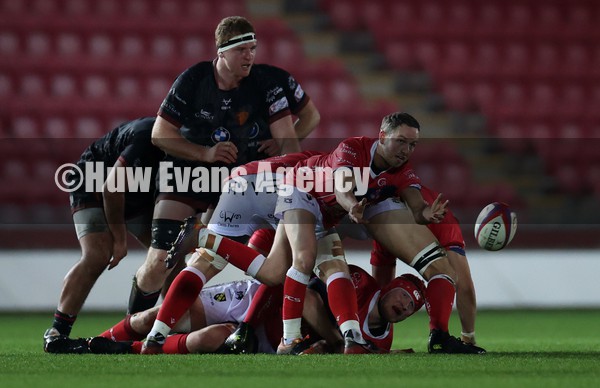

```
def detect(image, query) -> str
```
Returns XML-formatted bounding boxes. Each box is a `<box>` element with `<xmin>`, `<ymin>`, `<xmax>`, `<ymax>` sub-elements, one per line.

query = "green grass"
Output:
<box><xmin>1</xmin><ymin>310</ymin><xmax>599</xmax><ymax>387</ymax></box>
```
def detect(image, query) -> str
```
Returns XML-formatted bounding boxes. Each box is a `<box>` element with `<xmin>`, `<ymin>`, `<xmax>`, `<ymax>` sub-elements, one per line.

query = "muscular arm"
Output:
<box><xmin>102</xmin><ymin>158</ymin><xmax>128</xmax><ymax>269</ymax></box>
<box><xmin>334</xmin><ymin>169</ymin><xmax>368</xmax><ymax>224</ymax></box>
<box><xmin>258</xmin><ymin>100</ymin><xmax>320</xmax><ymax>156</ymax></box>
<box><xmin>303</xmin><ymin>288</ymin><xmax>344</xmax><ymax>353</ymax></box>
<box><xmin>401</xmin><ymin>187</ymin><xmax>447</xmax><ymax>225</ymax></box>
<box><xmin>269</xmin><ymin>114</ymin><xmax>301</xmax><ymax>155</ymax></box>
<box><xmin>447</xmin><ymin>250</ymin><xmax>478</xmax><ymax>344</ymax></box>
<box><xmin>293</xmin><ymin>99</ymin><xmax>320</xmax><ymax>140</ymax></box>
<box><xmin>151</xmin><ymin>116</ymin><xmax>237</xmax><ymax>163</ymax></box>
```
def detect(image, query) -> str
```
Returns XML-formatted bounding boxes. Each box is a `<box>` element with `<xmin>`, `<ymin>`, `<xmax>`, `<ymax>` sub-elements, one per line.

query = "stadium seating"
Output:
<box><xmin>1</xmin><ymin>0</ymin><xmax>382</xmax><ymax>243</ymax></box>
<box><xmin>318</xmin><ymin>0</ymin><xmax>600</xmax><ymax>198</ymax></box>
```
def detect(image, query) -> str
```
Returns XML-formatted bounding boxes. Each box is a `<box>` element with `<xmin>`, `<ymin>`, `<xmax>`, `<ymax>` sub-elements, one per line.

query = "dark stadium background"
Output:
<box><xmin>1</xmin><ymin>0</ymin><xmax>599</xmax><ymax>251</ymax></box>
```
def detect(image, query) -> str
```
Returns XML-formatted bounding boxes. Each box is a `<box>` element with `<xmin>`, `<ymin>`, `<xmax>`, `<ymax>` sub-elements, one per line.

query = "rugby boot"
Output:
<box><xmin>298</xmin><ymin>339</ymin><xmax>334</xmax><ymax>355</ymax></box>
<box><xmin>428</xmin><ymin>329</ymin><xmax>486</xmax><ymax>354</ymax></box>
<box><xmin>276</xmin><ymin>336</ymin><xmax>311</xmax><ymax>355</ymax></box>
<box><xmin>140</xmin><ymin>334</ymin><xmax>165</xmax><ymax>355</ymax></box>
<box><xmin>88</xmin><ymin>336</ymin><xmax>132</xmax><ymax>354</ymax></box>
<box><xmin>344</xmin><ymin>337</ymin><xmax>383</xmax><ymax>354</ymax></box>
<box><xmin>222</xmin><ymin>322</ymin><xmax>258</xmax><ymax>354</ymax></box>
<box><xmin>44</xmin><ymin>335</ymin><xmax>90</xmax><ymax>354</ymax></box>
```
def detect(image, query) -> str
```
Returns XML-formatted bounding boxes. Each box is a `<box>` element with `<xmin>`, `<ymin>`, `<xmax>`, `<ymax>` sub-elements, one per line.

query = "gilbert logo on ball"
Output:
<box><xmin>474</xmin><ymin>202</ymin><xmax>517</xmax><ymax>251</ymax></box>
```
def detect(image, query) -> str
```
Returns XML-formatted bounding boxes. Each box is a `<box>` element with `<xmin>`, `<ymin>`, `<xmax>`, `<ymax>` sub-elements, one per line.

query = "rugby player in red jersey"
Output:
<box><xmin>142</xmin><ymin>112</ymin><xmax>467</xmax><ymax>355</ymax></box>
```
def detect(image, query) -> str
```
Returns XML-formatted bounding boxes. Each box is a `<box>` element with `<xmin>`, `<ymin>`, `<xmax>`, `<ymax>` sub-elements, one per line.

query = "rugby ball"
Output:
<box><xmin>474</xmin><ymin>202</ymin><xmax>517</xmax><ymax>251</ymax></box>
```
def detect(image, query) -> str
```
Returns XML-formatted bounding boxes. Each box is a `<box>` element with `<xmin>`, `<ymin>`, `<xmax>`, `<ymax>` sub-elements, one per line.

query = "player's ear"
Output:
<box><xmin>378</xmin><ymin>130</ymin><xmax>386</xmax><ymax>144</ymax></box>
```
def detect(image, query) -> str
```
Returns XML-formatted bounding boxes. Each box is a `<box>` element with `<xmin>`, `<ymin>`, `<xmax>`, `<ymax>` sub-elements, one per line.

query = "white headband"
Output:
<box><xmin>217</xmin><ymin>33</ymin><xmax>257</xmax><ymax>53</ymax></box>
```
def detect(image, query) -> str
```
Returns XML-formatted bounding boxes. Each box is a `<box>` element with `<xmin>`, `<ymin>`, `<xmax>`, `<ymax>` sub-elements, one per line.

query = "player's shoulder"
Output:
<box><xmin>250</xmin><ymin>64</ymin><xmax>291</xmax><ymax>89</ymax></box>
<box><xmin>342</xmin><ymin>136</ymin><xmax>375</xmax><ymax>147</ymax></box>
<box><xmin>253</xmin><ymin>63</ymin><xmax>289</xmax><ymax>78</ymax></box>
<box><xmin>338</xmin><ymin>136</ymin><xmax>376</xmax><ymax>155</ymax></box>
<box><xmin>179</xmin><ymin>61</ymin><xmax>215</xmax><ymax>80</ymax></box>
<box><xmin>117</xmin><ymin>117</ymin><xmax>154</xmax><ymax>140</ymax></box>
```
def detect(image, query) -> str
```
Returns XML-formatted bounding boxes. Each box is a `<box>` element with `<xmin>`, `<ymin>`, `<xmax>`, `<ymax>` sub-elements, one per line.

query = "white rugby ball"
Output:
<box><xmin>474</xmin><ymin>202</ymin><xmax>517</xmax><ymax>251</ymax></box>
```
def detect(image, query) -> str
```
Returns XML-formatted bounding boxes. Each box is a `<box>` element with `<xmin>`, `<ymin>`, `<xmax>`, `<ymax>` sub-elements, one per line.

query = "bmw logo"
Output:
<box><xmin>212</xmin><ymin>127</ymin><xmax>230</xmax><ymax>143</ymax></box>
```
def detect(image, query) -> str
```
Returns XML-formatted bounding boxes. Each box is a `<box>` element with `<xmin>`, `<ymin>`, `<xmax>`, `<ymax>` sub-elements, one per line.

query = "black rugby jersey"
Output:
<box><xmin>78</xmin><ymin>117</ymin><xmax>163</xmax><ymax>170</ymax></box>
<box><xmin>72</xmin><ymin>117</ymin><xmax>164</xmax><ymax>215</ymax></box>
<box><xmin>253</xmin><ymin>64</ymin><xmax>309</xmax><ymax>115</ymax></box>
<box><xmin>158</xmin><ymin>61</ymin><xmax>292</xmax><ymax>166</ymax></box>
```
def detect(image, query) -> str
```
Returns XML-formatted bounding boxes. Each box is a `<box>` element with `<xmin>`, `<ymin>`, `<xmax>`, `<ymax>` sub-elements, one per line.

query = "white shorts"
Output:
<box><xmin>199</xmin><ymin>279</ymin><xmax>275</xmax><ymax>354</ymax></box>
<box><xmin>208</xmin><ymin>175</ymin><xmax>281</xmax><ymax>237</ymax></box>
<box><xmin>336</xmin><ymin>197</ymin><xmax>409</xmax><ymax>240</ymax></box>
<box><xmin>274</xmin><ymin>185</ymin><xmax>327</xmax><ymax>239</ymax></box>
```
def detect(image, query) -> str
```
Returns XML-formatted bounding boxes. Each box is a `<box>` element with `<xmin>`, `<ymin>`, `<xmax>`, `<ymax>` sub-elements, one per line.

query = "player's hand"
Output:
<box><xmin>257</xmin><ymin>139</ymin><xmax>281</xmax><ymax>157</ymax></box>
<box><xmin>204</xmin><ymin>142</ymin><xmax>238</xmax><ymax>164</ymax></box>
<box><xmin>108</xmin><ymin>241</ymin><xmax>127</xmax><ymax>270</ymax></box>
<box><xmin>424</xmin><ymin>193</ymin><xmax>448</xmax><ymax>223</ymax></box>
<box><xmin>348</xmin><ymin>198</ymin><xmax>369</xmax><ymax>224</ymax></box>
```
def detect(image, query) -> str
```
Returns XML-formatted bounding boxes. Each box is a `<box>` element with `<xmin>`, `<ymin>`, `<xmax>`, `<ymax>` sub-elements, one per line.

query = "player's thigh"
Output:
<box><xmin>208</xmin><ymin>189</ymin><xmax>277</xmax><ymax>238</ymax></box>
<box><xmin>365</xmin><ymin>209</ymin><xmax>437</xmax><ymax>261</ymax></box>
<box><xmin>283</xmin><ymin>209</ymin><xmax>318</xmax><ymax>271</ymax></box>
<box><xmin>255</xmin><ymin>223</ymin><xmax>292</xmax><ymax>284</ymax></box>
<box><xmin>73</xmin><ymin>208</ymin><xmax>113</xmax><ymax>263</ymax></box>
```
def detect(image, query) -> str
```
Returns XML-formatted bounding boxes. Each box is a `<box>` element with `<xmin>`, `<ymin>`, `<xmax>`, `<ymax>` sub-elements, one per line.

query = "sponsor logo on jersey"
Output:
<box><xmin>236</xmin><ymin>111</ymin><xmax>249</xmax><ymax>125</ymax></box>
<box><xmin>219</xmin><ymin>210</ymin><xmax>241</xmax><ymax>223</ymax></box>
<box><xmin>294</xmin><ymin>84</ymin><xmax>304</xmax><ymax>102</ymax></box>
<box><xmin>199</xmin><ymin>109</ymin><xmax>214</xmax><ymax>120</ymax></box>
<box><xmin>221</xmin><ymin>98</ymin><xmax>232</xmax><ymax>110</ymax></box>
<box><xmin>212</xmin><ymin>127</ymin><xmax>230</xmax><ymax>143</ymax></box>
<box><xmin>248</xmin><ymin>122</ymin><xmax>260</xmax><ymax>139</ymax></box>
<box><xmin>235</xmin><ymin>291</ymin><xmax>244</xmax><ymax>300</ymax></box>
<box><xmin>214</xmin><ymin>293</ymin><xmax>227</xmax><ymax>302</ymax></box>
<box><xmin>269</xmin><ymin>97</ymin><xmax>289</xmax><ymax>115</ymax></box>
<box><xmin>288</xmin><ymin>76</ymin><xmax>297</xmax><ymax>90</ymax></box>
<box><xmin>266</xmin><ymin>86</ymin><xmax>284</xmax><ymax>103</ymax></box>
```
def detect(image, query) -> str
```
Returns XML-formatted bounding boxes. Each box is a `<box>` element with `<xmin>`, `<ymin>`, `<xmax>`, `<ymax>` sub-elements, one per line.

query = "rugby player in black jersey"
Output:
<box><xmin>127</xmin><ymin>16</ymin><xmax>319</xmax><ymax>325</ymax></box>
<box><xmin>44</xmin><ymin>117</ymin><xmax>165</xmax><ymax>353</ymax></box>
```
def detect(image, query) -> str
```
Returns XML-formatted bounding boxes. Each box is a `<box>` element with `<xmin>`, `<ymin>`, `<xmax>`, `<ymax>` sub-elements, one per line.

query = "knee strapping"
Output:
<box><xmin>410</xmin><ymin>242</ymin><xmax>446</xmax><ymax>275</ymax></box>
<box><xmin>194</xmin><ymin>248</ymin><xmax>228</xmax><ymax>270</ymax></box>
<box><xmin>314</xmin><ymin>234</ymin><xmax>347</xmax><ymax>276</ymax></box>
<box><xmin>197</xmin><ymin>229</ymin><xmax>223</xmax><ymax>252</ymax></box>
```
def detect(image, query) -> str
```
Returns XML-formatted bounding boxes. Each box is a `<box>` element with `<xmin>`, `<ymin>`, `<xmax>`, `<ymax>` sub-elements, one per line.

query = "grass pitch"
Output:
<box><xmin>1</xmin><ymin>310</ymin><xmax>599</xmax><ymax>388</ymax></box>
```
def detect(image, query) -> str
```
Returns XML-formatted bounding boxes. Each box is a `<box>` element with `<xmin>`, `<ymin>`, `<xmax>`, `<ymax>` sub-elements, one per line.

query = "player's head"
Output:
<box><xmin>215</xmin><ymin>16</ymin><xmax>257</xmax><ymax>76</ymax></box>
<box><xmin>378</xmin><ymin>273</ymin><xmax>426</xmax><ymax>323</ymax></box>
<box><xmin>377</xmin><ymin>112</ymin><xmax>420</xmax><ymax>169</ymax></box>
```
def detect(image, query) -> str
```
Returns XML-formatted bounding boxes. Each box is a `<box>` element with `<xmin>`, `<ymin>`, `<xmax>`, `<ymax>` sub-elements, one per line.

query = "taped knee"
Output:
<box><xmin>195</xmin><ymin>248</ymin><xmax>228</xmax><ymax>270</ymax></box>
<box><xmin>150</xmin><ymin>219</ymin><xmax>184</xmax><ymax>250</ymax></box>
<box><xmin>314</xmin><ymin>234</ymin><xmax>347</xmax><ymax>276</ymax></box>
<box><xmin>410</xmin><ymin>242</ymin><xmax>446</xmax><ymax>275</ymax></box>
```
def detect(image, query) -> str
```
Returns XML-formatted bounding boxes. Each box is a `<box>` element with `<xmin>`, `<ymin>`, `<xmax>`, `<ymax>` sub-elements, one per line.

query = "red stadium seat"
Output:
<box><xmin>327</xmin><ymin>1</ymin><xmax>361</xmax><ymax>31</ymax></box>
<box><xmin>0</xmin><ymin>30</ymin><xmax>20</xmax><ymax>57</ymax></box>
<box><xmin>11</xmin><ymin>115</ymin><xmax>41</xmax><ymax>138</ymax></box>
<box><xmin>42</xmin><ymin>116</ymin><xmax>72</xmax><ymax>138</ymax></box>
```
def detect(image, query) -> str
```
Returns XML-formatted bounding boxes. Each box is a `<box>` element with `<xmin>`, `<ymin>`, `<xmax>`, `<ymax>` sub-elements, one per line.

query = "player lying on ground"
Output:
<box><xmin>45</xmin><ymin>262</ymin><xmax>425</xmax><ymax>354</ymax></box>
